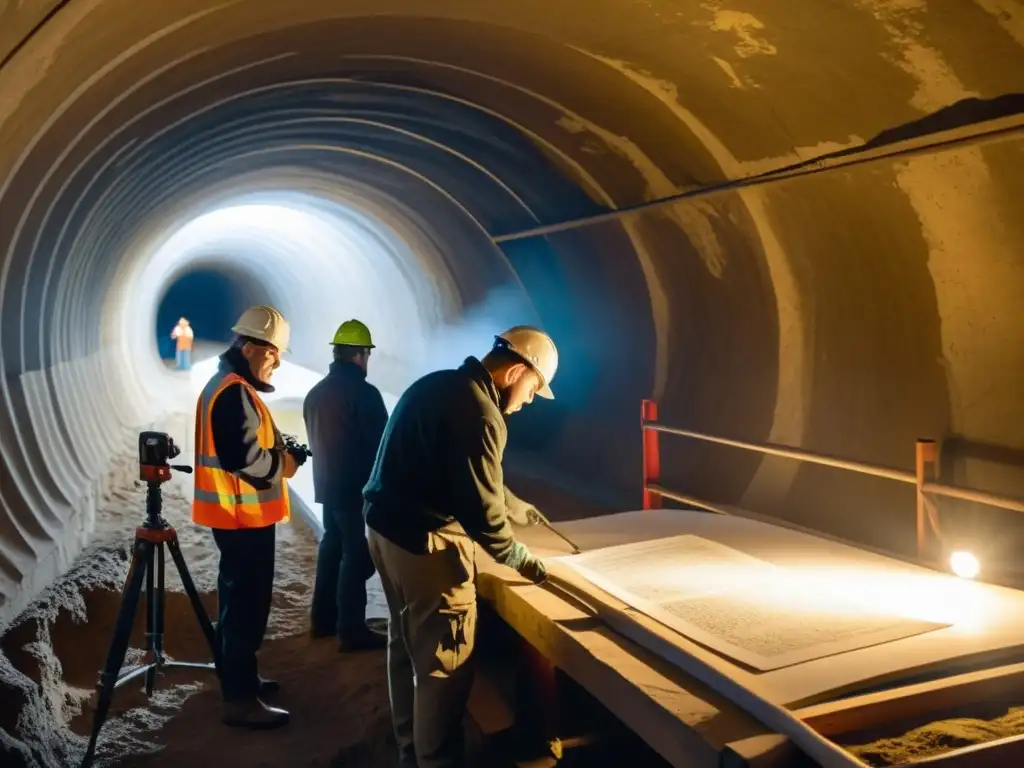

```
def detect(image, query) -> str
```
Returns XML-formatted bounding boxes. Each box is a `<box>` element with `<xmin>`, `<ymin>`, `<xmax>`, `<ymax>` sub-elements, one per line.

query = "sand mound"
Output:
<box><xmin>0</xmin><ymin>545</ymin><xmax>129</xmax><ymax>767</ymax></box>
<box><xmin>848</xmin><ymin>707</ymin><xmax>1024</xmax><ymax>765</ymax></box>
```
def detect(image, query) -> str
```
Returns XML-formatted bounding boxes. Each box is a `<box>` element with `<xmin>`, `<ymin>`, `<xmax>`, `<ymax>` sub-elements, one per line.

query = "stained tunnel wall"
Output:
<box><xmin>1</xmin><ymin>0</ymin><xmax>1024</xmax><ymax>627</ymax></box>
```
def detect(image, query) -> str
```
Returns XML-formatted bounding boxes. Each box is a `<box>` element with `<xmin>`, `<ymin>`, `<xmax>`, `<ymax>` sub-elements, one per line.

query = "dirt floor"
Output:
<box><xmin>127</xmin><ymin>634</ymin><xmax>396</xmax><ymax>768</ymax></box>
<box><xmin>0</xmin><ymin>410</ymin><xmax>396</xmax><ymax>768</ymax></box>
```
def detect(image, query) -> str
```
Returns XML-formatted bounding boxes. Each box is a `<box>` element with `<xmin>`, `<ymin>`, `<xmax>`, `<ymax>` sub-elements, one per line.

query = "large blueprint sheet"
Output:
<box><xmin>555</xmin><ymin>534</ymin><xmax>950</xmax><ymax>671</ymax></box>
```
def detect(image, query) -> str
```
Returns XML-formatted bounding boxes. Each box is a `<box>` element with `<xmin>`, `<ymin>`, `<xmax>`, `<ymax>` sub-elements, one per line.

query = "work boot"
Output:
<box><xmin>338</xmin><ymin>626</ymin><xmax>387</xmax><ymax>652</ymax></box>
<box><xmin>259</xmin><ymin>676</ymin><xmax>280</xmax><ymax>696</ymax></box>
<box><xmin>222</xmin><ymin>697</ymin><xmax>290</xmax><ymax>730</ymax></box>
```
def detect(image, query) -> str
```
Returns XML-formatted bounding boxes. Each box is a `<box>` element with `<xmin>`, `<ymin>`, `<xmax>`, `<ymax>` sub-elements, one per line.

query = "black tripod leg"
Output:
<box><xmin>144</xmin><ymin>542</ymin><xmax>156</xmax><ymax>695</ymax></box>
<box><xmin>80</xmin><ymin>540</ymin><xmax>149</xmax><ymax>768</ymax></box>
<box><xmin>155</xmin><ymin>542</ymin><xmax>166</xmax><ymax>663</ymax></box>
<box><xmin>167</xmin><ymin>537</ymin><xmax>217</xmax><ymax>657</ymax></box>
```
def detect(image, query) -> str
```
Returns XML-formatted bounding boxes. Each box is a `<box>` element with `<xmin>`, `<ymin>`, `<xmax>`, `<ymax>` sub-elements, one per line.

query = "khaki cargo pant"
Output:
<box><xmin>368</xmin><ymin>522</ymin><xmax>477</xmax><ymax>768</ymax></box>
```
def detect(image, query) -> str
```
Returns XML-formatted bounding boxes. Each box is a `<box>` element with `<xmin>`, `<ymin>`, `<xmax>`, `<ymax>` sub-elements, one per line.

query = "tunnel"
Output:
<box><xmin>1</xmin><ymin>1</ymin><xmax>1024</xmax><ymax>630</ymax></box>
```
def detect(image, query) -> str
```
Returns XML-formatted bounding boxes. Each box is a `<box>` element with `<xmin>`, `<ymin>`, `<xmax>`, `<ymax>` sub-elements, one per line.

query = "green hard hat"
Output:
<box><xmin>331</xmin><ymin>319</ymin><xmax>375</xmax><ymax>348</ymax></box>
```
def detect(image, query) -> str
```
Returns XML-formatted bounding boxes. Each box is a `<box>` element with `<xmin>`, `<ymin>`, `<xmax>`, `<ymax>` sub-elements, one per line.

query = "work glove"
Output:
<box><xmin>502</xmin><ymin>541</ymin><xmax>549</xmax><ymax>585</ymax></box>
<box><xmin>518</xmin><ymin>556</ymin><xmax>548</xmax><ymax>585</ymax></box>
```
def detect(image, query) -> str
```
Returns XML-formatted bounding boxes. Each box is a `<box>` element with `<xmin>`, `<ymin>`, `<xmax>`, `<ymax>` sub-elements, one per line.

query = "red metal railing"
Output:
<box><xmin>640</xmin><ymin>399</ymin><xmax>1024</xmax><ymax>558</ymax></box>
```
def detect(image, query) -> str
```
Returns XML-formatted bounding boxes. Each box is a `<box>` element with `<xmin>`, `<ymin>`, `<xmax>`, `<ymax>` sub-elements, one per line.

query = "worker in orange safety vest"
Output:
<box><xmin>170</xmin><ymin>317</ymin><xmax>194</xmax><ymax>370</ymax></box>
<box><xmin>192</xmin><ymin>304</ymin><xmax>304</xmax><ymax>730</ymax></box>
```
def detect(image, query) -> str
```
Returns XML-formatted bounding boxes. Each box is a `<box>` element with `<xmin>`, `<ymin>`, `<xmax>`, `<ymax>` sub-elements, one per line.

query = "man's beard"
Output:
<box><xmin>497</xmin><ymin>386</ymin><xmax>512</xmax><ymax>418</ymax></box>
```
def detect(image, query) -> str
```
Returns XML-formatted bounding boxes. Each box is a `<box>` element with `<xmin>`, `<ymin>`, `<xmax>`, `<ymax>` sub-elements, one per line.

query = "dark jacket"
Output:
<box><xmin>303</xmin><ymin>360</ymin><xmax>389</xmax><ymax>507</ymax></box>
<box><xmin>209</xmin><ymin>347</ymin><xmax>285</xmax><ymax>490</ymax></box>
<box><xmin>363</xmin><ymin>357</ymin><xmax>519</xmax><ymax>564</ymax></box>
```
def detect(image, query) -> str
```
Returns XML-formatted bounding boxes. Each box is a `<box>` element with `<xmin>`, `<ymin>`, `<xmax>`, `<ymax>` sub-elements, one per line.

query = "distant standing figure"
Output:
<box><xmin>304</xmin><ymin>319</ymin><xmax>390</xmax><ymax>651</ymax></box>
<box><xmin>171</xmin><ymin>317</ymin><xmax>194</xmax><ymax>370</ymax></box>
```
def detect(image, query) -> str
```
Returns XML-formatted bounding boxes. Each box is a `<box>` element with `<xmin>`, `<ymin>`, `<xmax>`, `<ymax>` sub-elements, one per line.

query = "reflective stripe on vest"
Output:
<box><xmin>191</xmin><ymin>370</ymin><xmax>290</xmax><ymax>529</ymax></box>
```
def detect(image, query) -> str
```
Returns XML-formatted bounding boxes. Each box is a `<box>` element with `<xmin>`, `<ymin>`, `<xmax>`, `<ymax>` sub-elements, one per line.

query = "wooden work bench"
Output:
<box><xmin>473</xmin><ymin>510</ymin><xmax>1024</xmax><ymax>766</ymax></box>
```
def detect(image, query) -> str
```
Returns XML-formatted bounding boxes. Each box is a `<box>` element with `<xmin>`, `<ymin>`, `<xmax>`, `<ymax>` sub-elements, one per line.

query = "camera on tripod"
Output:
<box><xmin>138</xmin><ymin>431</ymin><xmax>191</xmax><ymax>483</ymax></box>
<box><xmin>282</xmin><ymin>433</ymin><xmax>312</xmax><ymax>467</ymax></box>
<box><xmin>81</xmin><ymin>432</ymin><xmax>215</xmax><ymax>768</ymax></box>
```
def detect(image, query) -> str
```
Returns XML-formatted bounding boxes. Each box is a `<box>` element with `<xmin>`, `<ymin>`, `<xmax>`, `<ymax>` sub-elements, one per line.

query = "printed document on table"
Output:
<box><xmin>553</xmin><ymin>534</ymin><xmax>950</xmax><ymax>671</ymax></box>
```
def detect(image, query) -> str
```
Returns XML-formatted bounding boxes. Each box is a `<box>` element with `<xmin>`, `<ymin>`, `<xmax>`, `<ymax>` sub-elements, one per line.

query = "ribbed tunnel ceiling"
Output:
<box><xmin>1</xmin><ymin>0</ymin><xmax>1023</xmax><ymax>627</ymax></box>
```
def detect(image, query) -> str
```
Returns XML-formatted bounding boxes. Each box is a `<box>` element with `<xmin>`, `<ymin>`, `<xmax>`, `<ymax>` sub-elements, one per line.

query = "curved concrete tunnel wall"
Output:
<box><xmin>1</xmin><ymin>0</ymin><xmax>1024</xmax><ymax>627</ymax></box>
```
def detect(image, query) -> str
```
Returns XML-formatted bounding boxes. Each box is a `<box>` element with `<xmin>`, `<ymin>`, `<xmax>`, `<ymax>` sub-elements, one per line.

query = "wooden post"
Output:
<box><xmin>915</xmin><ymin>439</ymin><xmax>938</xmax><ymax>557</ymax></box>
<box><xmin>642</xmin><ymin>400</ymin><xmax>662</xmax><ymax>510</ymax></box>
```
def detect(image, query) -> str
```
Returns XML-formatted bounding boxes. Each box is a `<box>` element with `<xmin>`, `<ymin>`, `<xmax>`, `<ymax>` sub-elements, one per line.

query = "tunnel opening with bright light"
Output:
<box><xmin>155</xmin><ymin>266</ymin><xmax>254</xmax><ymax>359</ymax></box>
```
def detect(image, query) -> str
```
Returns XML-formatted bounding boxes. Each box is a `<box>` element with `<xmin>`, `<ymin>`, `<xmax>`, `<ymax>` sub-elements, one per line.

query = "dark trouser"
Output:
<box><xmin>212</xmin><ymin>524</ymin><xmax>276</xmax><ymax>701</ymax></box>
<box><xmin>311</xmin><ymin>493</ymin><xmax>376</xmax><ymax>640</ymax></box>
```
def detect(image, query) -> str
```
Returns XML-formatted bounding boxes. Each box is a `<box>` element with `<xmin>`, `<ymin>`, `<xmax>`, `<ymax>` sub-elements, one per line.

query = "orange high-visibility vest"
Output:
<box><xmin>172</xmin><ymin>325</ymin><xmax>194</xmax><ymax>351</ymax></box>
<box><xmin>192</xmin><ymin>371</ymin><xmax>290</xmax><ymax>529</ymax></box>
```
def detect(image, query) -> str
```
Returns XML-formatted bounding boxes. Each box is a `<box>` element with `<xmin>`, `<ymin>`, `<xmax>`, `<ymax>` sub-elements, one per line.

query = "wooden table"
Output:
<box><xmin>475</xmin><ymin>509</ymin><xmax>1024</xmax><ymax>766</ymax></box>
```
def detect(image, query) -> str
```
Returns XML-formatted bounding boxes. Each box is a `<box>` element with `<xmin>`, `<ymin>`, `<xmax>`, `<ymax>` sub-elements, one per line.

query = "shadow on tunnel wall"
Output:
<box><xmin>761</xmin><ymin>123</ymin><xmax>1024</xmax><ymax>559</ymax></box>
<box><xmin>502</xmin><ymin>92</ymin><xmax>1024</xmax><ymax>532</ymax></box>
<box><xmin>499</xmin><ymin>223</ymin><xmax>658</xmax><ymax>508</ymax></box>
<box><xmin>830</xmin><ymin>93</ymin><xmax>1023</xmax><ymax>161</ymax></box>
<box><xmin>498</xmin><ymin>172</ymin><xmax>782</xmax><ymax>512</ymax></box>
<box><xmin>943</xmin><ymin>437</ymin><xmax>1024</xmax><ymax>473</ymax></box>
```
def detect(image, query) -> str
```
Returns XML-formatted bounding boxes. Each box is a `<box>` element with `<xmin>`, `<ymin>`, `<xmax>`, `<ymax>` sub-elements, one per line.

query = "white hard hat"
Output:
<box><xmin>231</xmin><ymin>305</ymin><xmax>290</xmax><ymax>351</ymax></box>
<box><xmin>495</xmin><ymin>326</ymin><xmax>558</xmax><ymax>399</ymax></box>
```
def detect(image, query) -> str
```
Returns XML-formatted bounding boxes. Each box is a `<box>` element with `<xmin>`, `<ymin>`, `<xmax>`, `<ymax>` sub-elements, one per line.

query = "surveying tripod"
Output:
<box><xmin>80</xmin><ymin>432</ymin><xmax>218</xmax><ymax>768</ymax></box>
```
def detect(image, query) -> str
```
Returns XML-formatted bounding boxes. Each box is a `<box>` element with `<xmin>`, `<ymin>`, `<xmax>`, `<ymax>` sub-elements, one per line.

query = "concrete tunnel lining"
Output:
<box><xmin>1</xmin><ymin>1</ymin><xmax>1024</xmax><ymax>631</ymax></box>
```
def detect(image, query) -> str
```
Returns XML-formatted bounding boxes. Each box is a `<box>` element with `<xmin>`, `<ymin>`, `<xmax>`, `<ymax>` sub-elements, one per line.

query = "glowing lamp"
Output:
<box><xmin>949</xmin><ymin>550</ymin><xmax>980</xmax><ymax>580</ymax></box>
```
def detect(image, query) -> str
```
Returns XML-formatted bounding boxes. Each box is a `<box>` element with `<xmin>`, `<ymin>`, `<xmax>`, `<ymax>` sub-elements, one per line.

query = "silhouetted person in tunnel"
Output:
<box><xmin>304</xmin><ymin>319</ymin><xmax>389</xmax><ymax>651</ymax></box>
<box><xmin>170</xmin><ymin>316</ymin><xmax>194</xmax><ymax>370</ymax></box>
<box><xmin>192</xmin><ymin>304</ymin><xmax>302</xmax><ymax>730</ymax></box>
<box><xmin>363</xmin><ymin>326</ymin><xmax>557</xmax><ymax>768</ymax></box>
